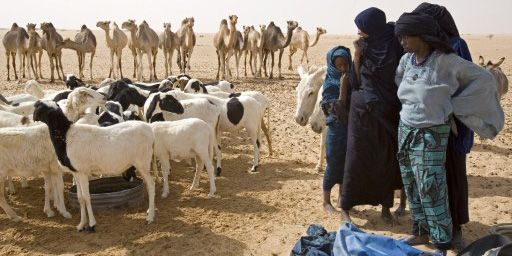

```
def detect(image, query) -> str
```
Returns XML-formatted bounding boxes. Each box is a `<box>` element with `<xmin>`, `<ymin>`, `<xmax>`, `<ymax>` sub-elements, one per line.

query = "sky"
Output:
<box><xmin>2</xmin><ymin>0</ymin><xmax>511</xmax><ymax>35</ymax></box>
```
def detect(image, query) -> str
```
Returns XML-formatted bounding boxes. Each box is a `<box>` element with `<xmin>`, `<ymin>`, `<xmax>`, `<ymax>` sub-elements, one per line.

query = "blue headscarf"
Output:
<box><xmin>322</xmin><ymin>46</ymin><xmax>352</xmax><ymax>103</ymax></box>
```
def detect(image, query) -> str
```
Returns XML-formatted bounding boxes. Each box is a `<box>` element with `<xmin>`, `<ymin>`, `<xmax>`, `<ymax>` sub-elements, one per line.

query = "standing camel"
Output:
<box><xmin>288</xmin><ymin>27</ymin><xmax>326</xmax><ymax>70</ymax></box>
<box><xmin>225</xmin><ymin>27</ymin><xmax>244</xmax><ymax>79</ymax></box>
<box><xmin>26</xmin><ymin>23</ymin><xmax>44</xmax><ymax>80</ymax></box>
<box><xmin>61</xmin><ymin>25</ymin><xmax>97</xmax><ymax>80</ymax></box>
<box><xmin>40</xmin><ymin>22</ymin><xmax>65</xmax><ymax>82</ymax></box>
<box><xmin>122</xmin><ymin>19</ymin><xmax>139</xmax><ymax>79</ymax></box>
<box><xmin>122</xmin><ymin>20</ymin><xmax>159</xmax><ymax>81</ymax></box>
<box><xmin>260</xmin><ymin>21</ymin><xmax>298</xmax><ymax>79</ymax></box>
<box><xmin>177</xmin><ymin>17</ymin><xmax>196</xmax><ymax>73</ymax></box>
<box><xmin>159</xmin><ymin>23</ymin><xmax>180</xmax><ymax>77</ymax></box>
<box><xmin>242</xmin><ymin>26</ymin><xmax>261</xmax><ymax>77</ymax></box>
<box><xmin>96</xmin><ymin>21</ymin><xmax>127</xmax><ymax>79</ymax></box>
<box><xmin>213</xmin><ymin>15</ymin><xmax>238</xmax><ymax>80</ymax></box>
<box><xmin>2</xmin><ymin>23</ymin><xmax>24</xmax><ymax>81</ymax></box>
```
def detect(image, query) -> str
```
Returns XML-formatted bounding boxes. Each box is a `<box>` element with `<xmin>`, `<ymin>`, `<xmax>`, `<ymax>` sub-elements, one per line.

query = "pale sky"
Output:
<box><xmin>2</xmin><ymin>0</ymin><xmax>511</xmax><ymax>35</ymax></box>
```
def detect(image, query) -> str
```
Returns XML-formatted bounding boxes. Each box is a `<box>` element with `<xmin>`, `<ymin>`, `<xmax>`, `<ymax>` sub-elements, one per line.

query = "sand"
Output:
<box><xmin>0</xmin><ymin>29</ymin><xmax>510</xmax><ymax>256</ymax></box>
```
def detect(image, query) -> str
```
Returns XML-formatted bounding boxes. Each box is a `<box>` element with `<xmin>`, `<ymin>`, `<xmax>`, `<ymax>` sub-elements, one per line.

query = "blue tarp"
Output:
<box><xmin>291</xmin><ymin>223</ymin><xmax>441</xmax><ymax>256</ymax></box>
<box><xmin>333</xmin><ymin>222</ymin><xmax>440</xmax><ymax>256</ymax></box>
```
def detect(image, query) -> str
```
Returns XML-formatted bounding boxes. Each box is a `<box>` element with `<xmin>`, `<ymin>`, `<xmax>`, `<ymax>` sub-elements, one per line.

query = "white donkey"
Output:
<box><xmin>294</xmin><ymin>65</ymin><xmax>327</xmax><ymax>172</ymax></box>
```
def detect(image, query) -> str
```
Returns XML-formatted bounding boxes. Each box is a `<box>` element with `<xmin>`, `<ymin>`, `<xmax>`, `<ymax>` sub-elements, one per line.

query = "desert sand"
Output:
<box><xmin>0</xmin><ymin>29</ymin><xmax>510</xmax><ymax>256</ymax></box>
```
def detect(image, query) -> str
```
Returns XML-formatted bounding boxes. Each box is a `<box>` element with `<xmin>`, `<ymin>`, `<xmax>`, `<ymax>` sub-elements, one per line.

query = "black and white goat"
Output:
<box><xmin>33</xmin><ymin>101</ymin><xmax>156</xmax><ymax>232</ymax></box>
<box><xmin>160</xmin><ymin>90</ymin><xmax>266</xmax><ymax>173</ymax></box>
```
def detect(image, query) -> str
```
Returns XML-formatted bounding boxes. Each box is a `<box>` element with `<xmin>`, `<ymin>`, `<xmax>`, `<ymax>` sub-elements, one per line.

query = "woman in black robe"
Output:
<box><xmin>340</xmin><ymin>7</ymin><xmax>404</xmax><ymax>223</ymax></box>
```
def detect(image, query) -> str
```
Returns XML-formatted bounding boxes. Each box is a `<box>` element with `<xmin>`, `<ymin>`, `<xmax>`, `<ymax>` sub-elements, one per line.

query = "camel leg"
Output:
<box><xmin>90</xmin><ymin>50</ymin><xmax>95</xmax><ymax>80</ymax></box>
<box><xmin>58</xmin><ymin>55</ymin><xmax>64</xmax><ymax>80</ymax></box>
<box><xmin>118</xmin><ymin>51</ymin><xmax>124</xmax><ymax>78</ymax></box>
<box><xmin>181</xmin><ymin>49</ymin><xmax>187</xmax><ymax>74</ymax></box>
<box><xmin>21</xmin><ymin>54</ymin><xmax>26</xmax><ymax>78</ymax></box>
<box><xmin>244</xmin><ymin>51</ymin><xmax>251</xmax><ymax>77</ymax></box>
<box><xmin>132</xmin><ymin>51</ymin><xmax>137</xmax><ymax>79</ymax></box>
<box><xmin>147</xmin><ymin>53</ymin><xmax>154</xmax><ymax>82</ymax></box>
<box><xmin>220</xmin><ymin>51</ymin><xmax>226</xmax><ymax>80</ymax></box>
<box><xmin>169</xmin><ymin>49</ymin><xmax>174</xmax><ymax>75</ymax></box>
<box><xmin>76</xmin><ymin>52</ymin><xmax>82</xmax><ymax>78</ymax></box>
<box><xmin>152</xmin><ymin>51</ymin><xmax>157</xmax><ymax>80</ymax></box>
<box><xmin>187</xmin><ymin>48</ymin><xmax>193</xmax><ymax>70</ymax></box>
<box><xmin>48</xmin><ymin>53</ymin><xmax>55</xmax><ymax>83</ymax></box>
<box><xmin>235</xmin><ymin>51</ymin><xmax>240</xmax><ymax>79</ymax></box>
<box><xmin>38</xmin><ymin>50</ymin><xmax>43</xmax><ymax>79</ymax></box>
<box><xmin>215</xmin><ymin>50</ymin><xmax>220</xmax><ymax>80</ymax></box>
<box><xmin>137</xmin><ymin>52</ymin><xmax>143</xmax><ymax>81</ymax></box>
<box><xmin>12</xmin><ymin>52</ymin><xmax>18</xmax><ymax>80</ymax></box>
<box><xmin>269</xmin><ymin>51</ymin><xmax>275</xmax><ymax>79</ymax></box>
<box><xmin>288</xmin><ymin>47</ymin><xmax>297</xmax><ymax>71</ymax></box>
<box><xmin>109</xmin><ymin>50</ymin><xmax>114</xmax><ymax>78</ymax></box>
<box><xmin>278</xmin><ymin>49</ymin><xmax>284</xmax><ymax>79</ymax></box>
<box><xmin>6</xmin><ymin>52</ymin><xmax>10</xmax><ymax>81</ymax></box>
<box><xmin>30</xmin><ymin>54</ymin><xmax>38</xmax><ymax>80</ymax></box>
<box><xmin>163</xmin><ymin>50</ymin><xmax>169</xmax><ymax>78</ymax></box>
<box><xmin>225</xmin><ymin>51</ymin><xmax>233</xmax><ymax>78</ymax></box>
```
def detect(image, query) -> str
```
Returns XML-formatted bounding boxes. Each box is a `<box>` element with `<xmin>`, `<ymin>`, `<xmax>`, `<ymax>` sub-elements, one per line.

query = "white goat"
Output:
<box><xmin>151</xmin><ymin>119</ymin><xmax>216</xmax><ymax>198</ymax></box>
<box><xmin>295</xmin><ymin>65</ymin><xmax>327</xmax><ymax>171</ymax></box>
<box><xmin>0</xmin><ymin>124</ymin><xmax>71</xmax><ymax>221</ymax></box>
<box><xmin>33</xmin><ymin>101</ymin><xmax>156</xmax><ymax>232</ymax></box>
<box><xmin>24</xmin><ymin>80</ymin><xmax>70</xmax><ymax>100</ymax></box>
<box><xmin>144</xmin><ymin>92</ymin><xmax>223</xmax><ymax>174</ymax></box>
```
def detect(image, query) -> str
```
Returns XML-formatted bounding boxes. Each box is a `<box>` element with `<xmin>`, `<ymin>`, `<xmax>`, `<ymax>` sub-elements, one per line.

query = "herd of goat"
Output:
<box><xmin>0</xmin><ymin>74</ymin><xmax>272</xmax><ymax>232</ymax></box>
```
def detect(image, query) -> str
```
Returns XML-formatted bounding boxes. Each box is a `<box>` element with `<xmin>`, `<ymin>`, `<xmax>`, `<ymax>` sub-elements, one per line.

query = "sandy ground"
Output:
<box><xmin>0</xmin><ymin>28</ymin><xmax>511</xmax><ymax>255</ymax></box>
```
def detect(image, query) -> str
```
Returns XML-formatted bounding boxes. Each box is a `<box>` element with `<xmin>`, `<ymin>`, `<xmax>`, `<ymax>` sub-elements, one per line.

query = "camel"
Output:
<box><xmin>2</xmin><ymin>23</ymin><xmax>28</xmax><ymax>81</ymax></box>
<box><xmin>26</xmin><ymin>23</ymin><xmax>44</xmax><ymax>80</ymax></box>
<box><xmin>213</xmin><ymin>15</ymin><xmax>238</xmax><ymax>80</ymax></box>
<box><xmin>176</xmin><ymin>17</ymin><xmax>196</xmax><ymax>73</ymax></box>
<box><xmin>260</xmin><ymin>21</ymin><xmax>298</xmax><ymax>79</ymax></box>
<box><xmin>225</xmin><ymin>27</ymin><xmax>244</xmax><ymax>79</ymax></box>
<box><xmin>159</xmin><ymin>23</ymin><xmax>180</xmax><ymax>77</ymax></box>
<box><xmin>61</xmin><ymin>25</ymin><xmax>97</xmax><ymax>80</ymax></box>
<box><xmin>96</xmin><ymin>21</ymin><xmax>127</xmax><ymax>79</ymax></box>
<box><xmin>122</xmin><ymin>19</ymin><xmax>139</xmax><ymax>78</ymax></box>
<box><xmin>122</xmin><ymin>20</ymin><xmax>159</xmax><ymax>81</ymax></box>
<box><xmin>242</xmin><ymin>26</ymin><xmax>261</xmax><ymax>77</ymax></box>
<box><xmin>40</xmin><ymin>22</ymin><xmax>65</xmax><ymax>82</ymax></box>
<box><xmin>288</xmin><ymin>27</ymin><xmax>327</xmax><ymax>70</ymax></box>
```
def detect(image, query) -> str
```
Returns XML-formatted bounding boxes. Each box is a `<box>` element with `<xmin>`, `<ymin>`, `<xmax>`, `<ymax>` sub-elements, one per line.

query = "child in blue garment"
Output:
<box><xmin>320</xmin><ymin>46</ymin><xmax>351</xmax><ymax>214</ymax></box>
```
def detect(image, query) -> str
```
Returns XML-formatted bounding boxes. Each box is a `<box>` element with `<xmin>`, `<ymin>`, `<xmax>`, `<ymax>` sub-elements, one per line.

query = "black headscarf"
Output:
<box><xmin>413</xmin><ymin>2</ymin><xmax>459</xmax><ymax>38</ymax></box>
<box><xmin>395</xmin><ymin>12</ymin><xmax>454</xmax><ymax>54</ymax></box>
<box><xmin>349</xmin><ymin>7</ymin><xmax>403</xmax><ymax>108</ymax></box>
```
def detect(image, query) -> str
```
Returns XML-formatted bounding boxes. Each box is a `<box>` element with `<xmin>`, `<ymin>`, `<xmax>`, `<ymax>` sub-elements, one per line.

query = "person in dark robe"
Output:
<box><xmin>339</xmin><ymin>7</ymin><xmax>404</xmax><ymax>223</ymax></box>
<box><xmin>414</xmin><ymin>3</ymin><xmax>472</xmax><ymax>250</ymax></box>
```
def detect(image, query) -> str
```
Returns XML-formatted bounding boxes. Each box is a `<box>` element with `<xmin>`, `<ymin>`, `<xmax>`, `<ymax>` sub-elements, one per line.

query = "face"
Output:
<box><xmin>333</xmin><ymin>57</ymin><xmax>349</xmax><ymax>73</ymax></box>
<box><xmin>357</xmin><ymin>30</ymin><xmax>369</xmax><ymax>39</ymax></box>
<box><xmin>399</xmin><ymin>35</ymin><xmax>424</xmax><ymax>53</ymax></box>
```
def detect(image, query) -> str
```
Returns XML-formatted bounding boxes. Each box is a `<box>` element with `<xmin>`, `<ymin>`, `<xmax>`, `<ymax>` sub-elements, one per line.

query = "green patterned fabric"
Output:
<box><xmin>398</xmin><ymin>121</ymin><xmax>453</xmax><ymax>247</ymax></box>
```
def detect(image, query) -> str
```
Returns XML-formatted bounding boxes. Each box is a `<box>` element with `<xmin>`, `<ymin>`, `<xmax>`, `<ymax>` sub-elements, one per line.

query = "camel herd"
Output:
<box><xmin>2</xmin><ymin>17</ymin><xmax>326</xmax><ymax>83</ymax></box>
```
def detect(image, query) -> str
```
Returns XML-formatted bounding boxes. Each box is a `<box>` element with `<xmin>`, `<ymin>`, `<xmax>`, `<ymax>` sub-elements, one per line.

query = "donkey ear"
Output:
<box><xmin>492</xmin><ymin>57</ymin><xmax>505</xmax><ymax>69</ymax></box>
<box><xmin>297</xmin><ymin>65</ymin><xmax>307</xmax><ymax>78</ymax></box>
<box><xmin>478</xmin><ymin>56</ymin><xmax>485</xmax><ymax>66</ymax></box>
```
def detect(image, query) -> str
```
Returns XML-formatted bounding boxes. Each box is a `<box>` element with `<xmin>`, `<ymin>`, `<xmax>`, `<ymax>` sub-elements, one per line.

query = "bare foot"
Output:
<box><xmin>323</xmin><ymin>203</ymin><xmax>338</xmax><ymax>215</ymax></box>
<box><xmin>401</xmin><ymin>234</ymin><xmax>429</xmax><ymax>246</ymax></box>
<box><xmin>394</xmin><ymin>206</ymin><xmax>406</xmax><ymax>217</ymax></box>
<box><xmin>341</xmin><ymin>209</ymin><xmax>352</xmax><ymax>223</ymax></box>
<box><xmin>381</xmin><ymin>207</ymin><xmax>398</xmax><ymax>225</ymax></box>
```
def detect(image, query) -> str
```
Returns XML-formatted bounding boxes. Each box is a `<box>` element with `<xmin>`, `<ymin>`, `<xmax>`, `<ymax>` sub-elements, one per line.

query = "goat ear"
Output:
<box><xmin>478</xmin><ymin>56</ymin><xmax>485</xmax><ymax>66</ymax></box>
<box><xmin>493</xmin><ymin>57</ymin><xmax>505</xmax><ymax>69</ymax></box>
